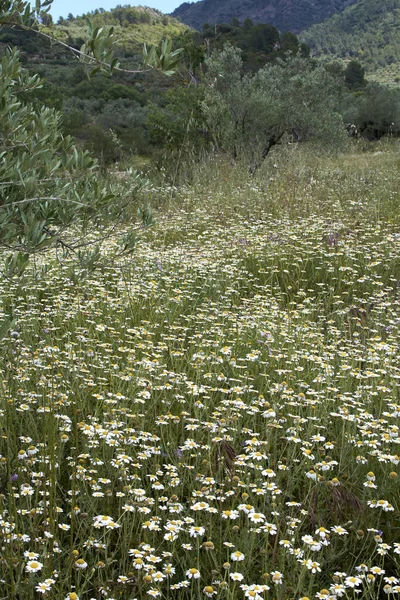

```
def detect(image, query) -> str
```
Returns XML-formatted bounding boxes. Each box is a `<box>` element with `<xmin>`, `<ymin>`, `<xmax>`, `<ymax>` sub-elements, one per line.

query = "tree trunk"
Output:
<box><xmin>249</xmin><ymin>131</ymin><xmax>285</xmax><ymax>175</ymax></box>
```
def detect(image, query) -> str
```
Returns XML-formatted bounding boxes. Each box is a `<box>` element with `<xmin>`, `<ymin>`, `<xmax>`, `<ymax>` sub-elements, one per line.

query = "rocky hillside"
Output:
<box><xmin>172</xmin><ymin>0</ymin><xmax>359</xmax><ymax>33</ymax></box>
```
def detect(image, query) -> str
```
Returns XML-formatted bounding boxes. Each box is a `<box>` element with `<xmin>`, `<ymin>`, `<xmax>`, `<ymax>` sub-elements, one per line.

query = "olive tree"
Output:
<box><xmin>203</xmin><ymin>45</ymin><xmax>347</xmax><ymax>173</ymax></box>
<box><xmin>343</xmin><ymin>82</ymin><xmax>400</xmax><ymax>140</ymax></box>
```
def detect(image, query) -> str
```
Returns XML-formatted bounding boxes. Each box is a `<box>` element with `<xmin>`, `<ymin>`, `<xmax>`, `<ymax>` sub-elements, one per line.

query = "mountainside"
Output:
<box><xmin>301</xmin><ymin>0</ymin><xmax>400</xmax><ymax>85</ymax></box>
<box><xmin>54</xmin><ymin>5</ymin><xmax>189</xmax><ymax>49</ymax></box>
<box><xmin>172</xmin><ymin>0</ymin><xmax>359</xmax><ymax>33</ymax></box>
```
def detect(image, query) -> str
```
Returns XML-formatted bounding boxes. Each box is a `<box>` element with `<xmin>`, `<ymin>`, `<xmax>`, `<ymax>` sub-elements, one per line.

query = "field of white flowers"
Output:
<box><xmin>1</xmin><ymin>148</ymin><xmax>399</xmax><ymax>600</ymax></box>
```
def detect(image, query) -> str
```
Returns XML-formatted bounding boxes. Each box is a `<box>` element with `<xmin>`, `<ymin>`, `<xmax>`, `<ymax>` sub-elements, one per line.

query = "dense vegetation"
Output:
<box><xmin>1</xmin><ymin>142</ymin><xmax>400</xmax><ymax>600</ymax></box>
<box><xmin>301</xmin><ymin>0</ymin><xmax>400</xmax><ymax>86</ymax></box>
<box><xmin>172</xmin><ymin>0</ymin><xmax>359</xmax><ymax>34</ymax></box>
<box><xmin>183</xmin><ymin>19</ymin><xmax>310</xmax><ymax>71</ymax></box>
<box><xmin>202</xmin><ymin>47</ymin><xmax>346</xmax><ymax>172</ymax></box>
<box><xmin>3</xmin><ymin>13</ymin><xmax>312</xmax><ymax>164</ymax></box>
<box><xmin>2</xmin><ymin>0</ymin><xmax>400</xmax><ymax>176</ymax></box>
<box><xmin>0</xmin><ymin>6</ymin><xmax>190</xmax><ymax>160</ymax></box>
<box><xmin>0</xmin><ymin>0</ymin><xmax>181</xmax><ymax>273</ymax></box>
<box><xmin>3</xmin><ymin>1</ymin><xmax>399</xmax><ymax>174</ymax></box>
<box><xmin>1</xmin><ymin>2</ymin><xmax>400</xmax><ymax>600</ymax></box>
<box><xmin>172</xmin><ymin>0</ymin><xmax>400</xmax><ymax>87</ymax></box>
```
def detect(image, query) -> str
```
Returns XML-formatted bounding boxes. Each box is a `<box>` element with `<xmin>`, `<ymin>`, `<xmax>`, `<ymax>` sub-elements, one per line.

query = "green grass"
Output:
<box><xmin>0</xmin><ymin>143</ymin><xmax>400</xmax><ymax>600</ymax></box>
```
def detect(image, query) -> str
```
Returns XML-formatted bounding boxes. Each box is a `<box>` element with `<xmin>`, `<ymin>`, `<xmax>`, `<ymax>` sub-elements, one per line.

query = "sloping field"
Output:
<box><xmin>1</xmin><ymin>147</ymin><xmax>400</xmax><ymax>599</ymax></box>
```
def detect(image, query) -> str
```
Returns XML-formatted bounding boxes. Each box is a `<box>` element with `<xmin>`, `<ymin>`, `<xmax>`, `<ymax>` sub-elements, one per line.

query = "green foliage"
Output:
<box><xmin>302</xmin><ymin>0</ymin><xmax>400</xmax><ymax>85</ymax></box>
<box><xmin>148</xmin><ymin>86</ymin><xmax>207</xmax><ymax>149</ymax></box>
<box><xmin>203</xmin><ymin>46</ymin><xmax>347</xmax><ymax>172</ymax></box>
<box><xmin>249</xmin><ymin>23</ymin><xmax>279</xmax><ymax>51</ymax></box>
<box><xmin>82</xmin><ymin>124</ymin><xmax>122</xmax><ymax>166</ymax></box>
<box><xmin>195</xmin><ymin>20</ymin><xmax>309</xmax><ymax>71</ymax></box>
<box><xmin>0</xmin><ymin>4</ymin><xmax>312</xmax><ymax>170</ymax></box>
<box><xmin>54</xmin><ymin>5</ymin><xmax>189</xmax><ymax>52</ymax></box>
<box><xmin>0</xmin><ymin>0</ymin><xmax>183</xmax><ymax>273</ymax></box>
<box><xmin>172</xmin><ymin>29</ymin><xmax>206</xmax><ymax>75</ymax></box>
<box><xmin>0</xmin><ymin>3</ymin><xmax>187</xmax><ymax>162</ymax></box>
<box><xmin>147</xmin><ymin>85</ymin><xmax>210</xmax><ymax>179</ymax></box>
<box><xmin>1</xmin><ymin>0</ymin><xmax>120</xmax><ymax>76</ymax></box>
<box><xmin>344</xmin><ymin>82</ymin><xmax>400</xmax><ymax>139</ymax></box>
<box><xmin>61</xmin><ymin>94</ymin><xmax>154</xmax><ymax>159</ymax></box>
<box><xmin>79</xmin><ymin>17</ymin><xmax>121</xmax><ymax>76</ymax></box>
<box><xmin>0</xmin><ymin>48</ymin><xmax>103</xmax><ymax>257</ymax></box>
<box><xmin>344</xmin><ymin>60</ymin><xmax>366</xmax><ymax>90</ymax></box>
<box><xmin>143</xmin><ymin>39</ymin><xmax>183</xmax><ymax>77</ymax></box>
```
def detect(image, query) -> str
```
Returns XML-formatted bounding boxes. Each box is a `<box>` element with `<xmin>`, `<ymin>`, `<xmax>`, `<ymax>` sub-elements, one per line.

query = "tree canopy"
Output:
<box><xmin>202</xmin><ymin>45</ymin><xmax>346</xmax><ymax>173</ymax></box>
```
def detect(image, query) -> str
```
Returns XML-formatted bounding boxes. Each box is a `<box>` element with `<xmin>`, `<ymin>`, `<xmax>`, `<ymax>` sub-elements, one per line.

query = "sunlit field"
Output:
<box><xmin>1</xmin><ymin>145</ymin><xmax>400</xmax><ymax>600</ymax></box>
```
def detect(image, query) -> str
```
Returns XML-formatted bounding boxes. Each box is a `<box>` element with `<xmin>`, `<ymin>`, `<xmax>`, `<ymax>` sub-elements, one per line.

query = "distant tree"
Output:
<box><xmin>250</xmin><ymin>24</ymin><xmax>279</xmax><ymax>52</ymax></box>
<box><xmin>344</xmin><ymin>82</ymin><xmax>400</xmax><ymax>139</ymax></box>
<box><xmin>83</xmin><ymin>125</ymin><xmax>122</xmax><ymax>166</ymax></box>
<box><xmin>173</xmin><ymin>30</ymin><xmax>205</xmax><ymax>77</ymax></box>
<box><xmin>344</xmin><ymin>60</ymin><xmax>366</xmax><ymax>90</ymax></box>
<box><xmin>280</xmin><ymin>31</ymin><xmax>299</xmax><ymax>53</ymax></box>
<box><xmin>148</xmin><ymin>85</ymin><xmax>208</xmax><ymax>159</ymax></box>
<box><xmin>203</xmin><ymin>45</ymin><xmax>346</xmax><ymax>173</ymax></box>
<box><xmin>325</xmin><ymin>60</ymin><xmax>345</xmax><ymax>79</ymax></box>
<box><xmin>189</xmin><ymin>19</ymin><xmax>308</xmax><ymax>71</ymax></box>
<box><xmin>243</xmin><ymin>18</ymin><xmax>253</xmax><ymax>31</ymax></box>
<box><xmin>70</xmin><ymin>65</ymin><xmax>87</xmax><ymax>86</ymax></box>
<box><xmin>299</xmin><ymin>42</ymin><xmax>310</xmax><ymax>58</ymax></box>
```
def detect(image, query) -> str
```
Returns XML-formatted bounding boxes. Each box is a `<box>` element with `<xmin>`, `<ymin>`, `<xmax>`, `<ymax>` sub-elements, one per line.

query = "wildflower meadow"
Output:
<box><xmin>1</xmin><ymin>146</ymin><xmax>400</xmax><ymax>600</ymax></box>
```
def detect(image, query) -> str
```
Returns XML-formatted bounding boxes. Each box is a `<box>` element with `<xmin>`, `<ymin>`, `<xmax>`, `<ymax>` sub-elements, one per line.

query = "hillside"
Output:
<box><xmin>0</xmin><ymin>6</ymin><xmax>191</xmax><ymax>160</ymax></box>
<box><xmin>3</xmin><ymin>6</ymin><xmax>190</xmax><ymax>69</ymax></box>
<box><xmin>172</xmin><ymin>0</ymin><xmax>359</xmax><ymax>33</ymax></box>
<box><xmin>301</xmin><ymin>0</ymin><xmax>400</xmax><ymax>85</ymax></box>
<box><xmin>54</xmin><ymin>5</ymin><xmax>190</xmax><ymax>49</ymax></box>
